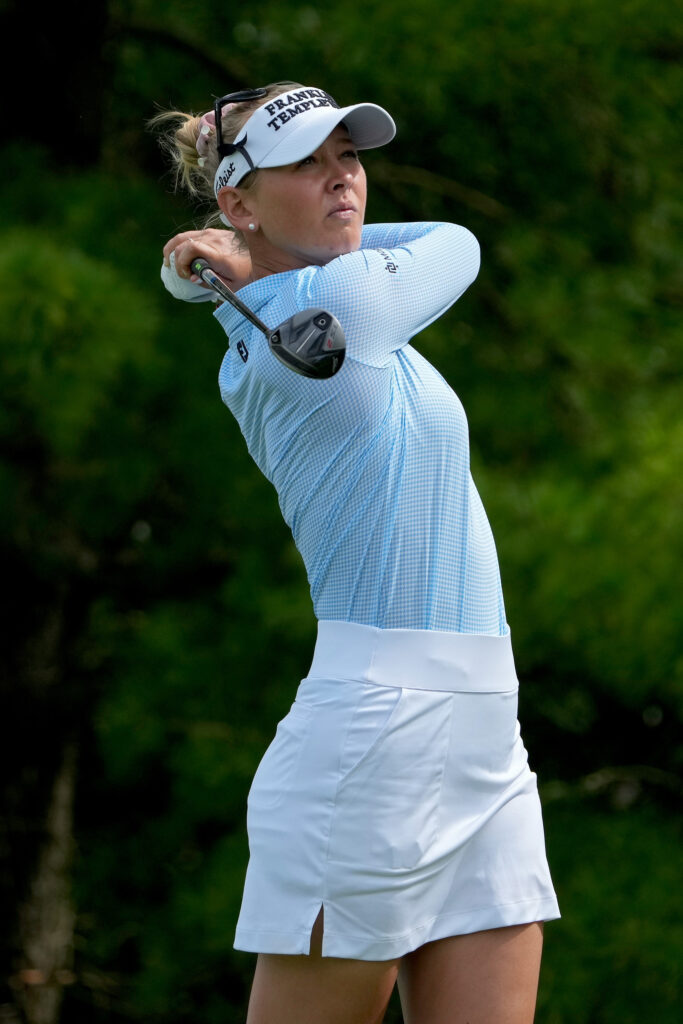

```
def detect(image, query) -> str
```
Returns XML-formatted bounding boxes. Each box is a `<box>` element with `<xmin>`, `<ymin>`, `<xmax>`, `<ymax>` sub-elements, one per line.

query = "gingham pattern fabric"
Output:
<box><xmin>215</xmin><ymin>222</ymin><xmax>507</xmax><ymax>634</ymax></box>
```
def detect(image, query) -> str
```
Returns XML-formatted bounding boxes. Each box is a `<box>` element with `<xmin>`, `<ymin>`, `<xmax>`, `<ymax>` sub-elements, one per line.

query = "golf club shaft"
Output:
<box><xmin>190</xmin><ymin>258</ymin><xmax>271</xmax><ymax>337</ymax></box>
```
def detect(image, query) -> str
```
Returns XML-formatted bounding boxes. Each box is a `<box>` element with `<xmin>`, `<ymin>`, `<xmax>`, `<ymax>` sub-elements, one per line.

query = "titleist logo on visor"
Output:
<box><xmin>264</xmin><ymin>89</ymin><xmax>339</xmax><ymax>131</ymax></box>
<box><xmin>215</xmin><ymin>161</ymin><xmax>237</xmax><ymax>191</ymax></box>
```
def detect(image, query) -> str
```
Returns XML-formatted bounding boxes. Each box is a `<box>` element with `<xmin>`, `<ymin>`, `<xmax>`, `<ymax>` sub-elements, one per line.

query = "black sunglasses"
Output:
<box><xmin>213</xmin><ymin>88</ymin><xmax>268</xmax><ymax>158</ymax></box>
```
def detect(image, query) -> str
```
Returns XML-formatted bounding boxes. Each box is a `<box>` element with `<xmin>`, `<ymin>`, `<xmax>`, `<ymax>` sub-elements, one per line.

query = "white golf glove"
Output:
<box><xmin>160</xmin><ymin>250</ymin><xmax>218</xmax><ymax>303</ymax></box>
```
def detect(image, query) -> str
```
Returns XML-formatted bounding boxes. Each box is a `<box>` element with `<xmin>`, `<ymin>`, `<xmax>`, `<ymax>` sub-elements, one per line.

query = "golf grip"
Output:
<box><xmin>190</xmin><ymin>258</ymin><xmax>271</xmax><ymax>337</ymax></box>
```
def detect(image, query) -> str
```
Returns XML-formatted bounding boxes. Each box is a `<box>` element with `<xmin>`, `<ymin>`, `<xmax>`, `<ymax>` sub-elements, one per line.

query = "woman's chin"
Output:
<box><xmin>325</xmin><ymin>227</ymin><xmax>364</xmax><ymax>259</ymax></box>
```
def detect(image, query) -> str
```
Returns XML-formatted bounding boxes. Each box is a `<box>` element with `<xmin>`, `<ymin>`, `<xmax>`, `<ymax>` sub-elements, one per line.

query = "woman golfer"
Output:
<box><xmin>157</xmin><ymin>81</ymin><xmax>560</xmax><ymax>1024</ymax></box>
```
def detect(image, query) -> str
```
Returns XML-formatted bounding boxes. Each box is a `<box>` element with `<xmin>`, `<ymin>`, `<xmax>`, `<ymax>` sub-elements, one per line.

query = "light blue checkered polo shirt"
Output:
<box><xmin>215</xmin><ymin>222</ymin><xmax>507</xmax><ymax>635</ymax></box>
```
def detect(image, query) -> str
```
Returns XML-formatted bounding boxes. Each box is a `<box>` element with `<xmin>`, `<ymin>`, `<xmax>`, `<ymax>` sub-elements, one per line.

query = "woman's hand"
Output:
<box><xmin>163</xmin><ymin>228</ymin><xmax>252</xmax><ymax>291</ymax></box>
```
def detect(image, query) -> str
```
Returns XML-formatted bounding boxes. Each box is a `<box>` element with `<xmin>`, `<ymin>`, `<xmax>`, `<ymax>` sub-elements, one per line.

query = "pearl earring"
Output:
<box><xmin>248</xmin><ymin>223</ymin><xmax>256</xmax><ymax>232</ymax></box>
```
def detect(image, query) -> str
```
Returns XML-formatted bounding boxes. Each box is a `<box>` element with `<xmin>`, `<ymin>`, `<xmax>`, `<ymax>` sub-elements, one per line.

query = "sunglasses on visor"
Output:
<box><xmin>213</xmin><ymin>88</ymin><xmax>268</xmax><ymax>160</ymax></box>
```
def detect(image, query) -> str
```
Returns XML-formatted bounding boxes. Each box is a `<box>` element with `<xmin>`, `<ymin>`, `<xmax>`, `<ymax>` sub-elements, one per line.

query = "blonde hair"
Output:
<box><xmin>150</xmin><ymin>82</ymin><xmax>304</xmax><ymax>239</ymax></box>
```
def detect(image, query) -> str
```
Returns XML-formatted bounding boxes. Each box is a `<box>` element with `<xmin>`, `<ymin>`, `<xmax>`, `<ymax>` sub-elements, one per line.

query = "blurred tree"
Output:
<box><xmin>0</xmin><ymin>1</ymin><xmax>111</xmax><ymax>167</ymax></box>
<box><xmin>0</xmin><ymin>227</ymin><xmax>159</xmax><ymax>1021</ymax></box>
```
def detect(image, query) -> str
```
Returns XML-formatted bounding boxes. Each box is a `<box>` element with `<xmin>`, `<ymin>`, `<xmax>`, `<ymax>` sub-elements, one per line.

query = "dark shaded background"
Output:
<box><xmin>1</xmin><ymin>1</ymin><xmax>681</xmax><ymax>1021</ymax></box>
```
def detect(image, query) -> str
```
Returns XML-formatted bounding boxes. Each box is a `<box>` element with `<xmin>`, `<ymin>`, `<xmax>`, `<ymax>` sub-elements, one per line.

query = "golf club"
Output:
<box><xmin>190</xmin><ymin>258</ymin><xmax>346</xmax><ymax>379</ymax></box>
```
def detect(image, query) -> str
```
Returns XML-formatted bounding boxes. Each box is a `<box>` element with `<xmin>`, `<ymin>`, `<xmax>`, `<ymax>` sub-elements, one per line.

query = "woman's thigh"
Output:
<box><xmin>398</xmin><ymin>922</ymin><xmax>544</xmax><ymax>1024</ymax></box>
<box><xmin>246</xmin><ymin>910</ymin><xmax>400</xmax><ymax>1024</ymax></box>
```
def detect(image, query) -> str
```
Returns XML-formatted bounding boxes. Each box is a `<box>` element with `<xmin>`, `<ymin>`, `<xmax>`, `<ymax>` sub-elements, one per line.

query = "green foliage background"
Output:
<box><xmin>1</xmin><ymin>0</ymin><xmax>681</xmax><ymax>1020</ymax></box>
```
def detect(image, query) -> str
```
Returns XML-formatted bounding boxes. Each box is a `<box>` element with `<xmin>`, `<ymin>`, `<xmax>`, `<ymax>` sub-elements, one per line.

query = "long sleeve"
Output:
<box><xmin>295</xmin><ymin>222</ymin><xmax>480</xmax><ymax>367</ymax></box>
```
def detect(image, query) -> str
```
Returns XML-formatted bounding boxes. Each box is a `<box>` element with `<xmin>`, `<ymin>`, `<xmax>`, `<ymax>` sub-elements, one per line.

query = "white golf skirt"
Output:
<box><xmin>235</xmin><ymin>621</ymin><xmax>560</xmax><ymax>960</ymax></box>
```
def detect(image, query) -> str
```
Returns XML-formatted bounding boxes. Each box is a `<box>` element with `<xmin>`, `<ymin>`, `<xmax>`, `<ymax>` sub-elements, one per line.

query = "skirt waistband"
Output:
<box><xmin>307</xmin><ymin>620</ymin><xmax>519</xmax><ymax>693</ymax></box>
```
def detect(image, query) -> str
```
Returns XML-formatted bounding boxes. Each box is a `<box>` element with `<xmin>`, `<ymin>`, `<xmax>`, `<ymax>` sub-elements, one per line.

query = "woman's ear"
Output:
<box><xmin>218</xmin><ymin>188</ymin><xmax>256</xmax><ymax>233</ymax></box>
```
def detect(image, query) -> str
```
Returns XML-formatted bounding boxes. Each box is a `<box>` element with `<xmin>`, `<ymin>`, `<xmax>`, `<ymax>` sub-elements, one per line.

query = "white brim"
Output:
<box><xmin>257</xmin><ymin>102</ymin><xmax>396</xmax><ymax>167</ymax></box>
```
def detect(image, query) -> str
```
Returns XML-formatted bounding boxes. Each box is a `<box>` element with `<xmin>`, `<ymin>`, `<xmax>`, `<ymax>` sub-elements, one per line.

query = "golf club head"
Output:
<box><xmin>268</xmin><ymin>309</ymin><xmax>346</xmax><ymax>379</ymax></box>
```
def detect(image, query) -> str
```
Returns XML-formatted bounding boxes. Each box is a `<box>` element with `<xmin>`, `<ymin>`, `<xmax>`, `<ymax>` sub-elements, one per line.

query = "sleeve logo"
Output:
<box><xmin>376</xmin><ymin>248</ymin><xmax>398</xmax><ymax>274</ymax></box>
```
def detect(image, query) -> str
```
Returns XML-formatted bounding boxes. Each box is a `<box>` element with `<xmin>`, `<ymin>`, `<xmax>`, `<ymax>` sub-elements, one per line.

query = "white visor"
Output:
<box><xmin>213</xmin><ymin>86</ymin><xmax>395</xmax><ymax>196</ymax></box>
